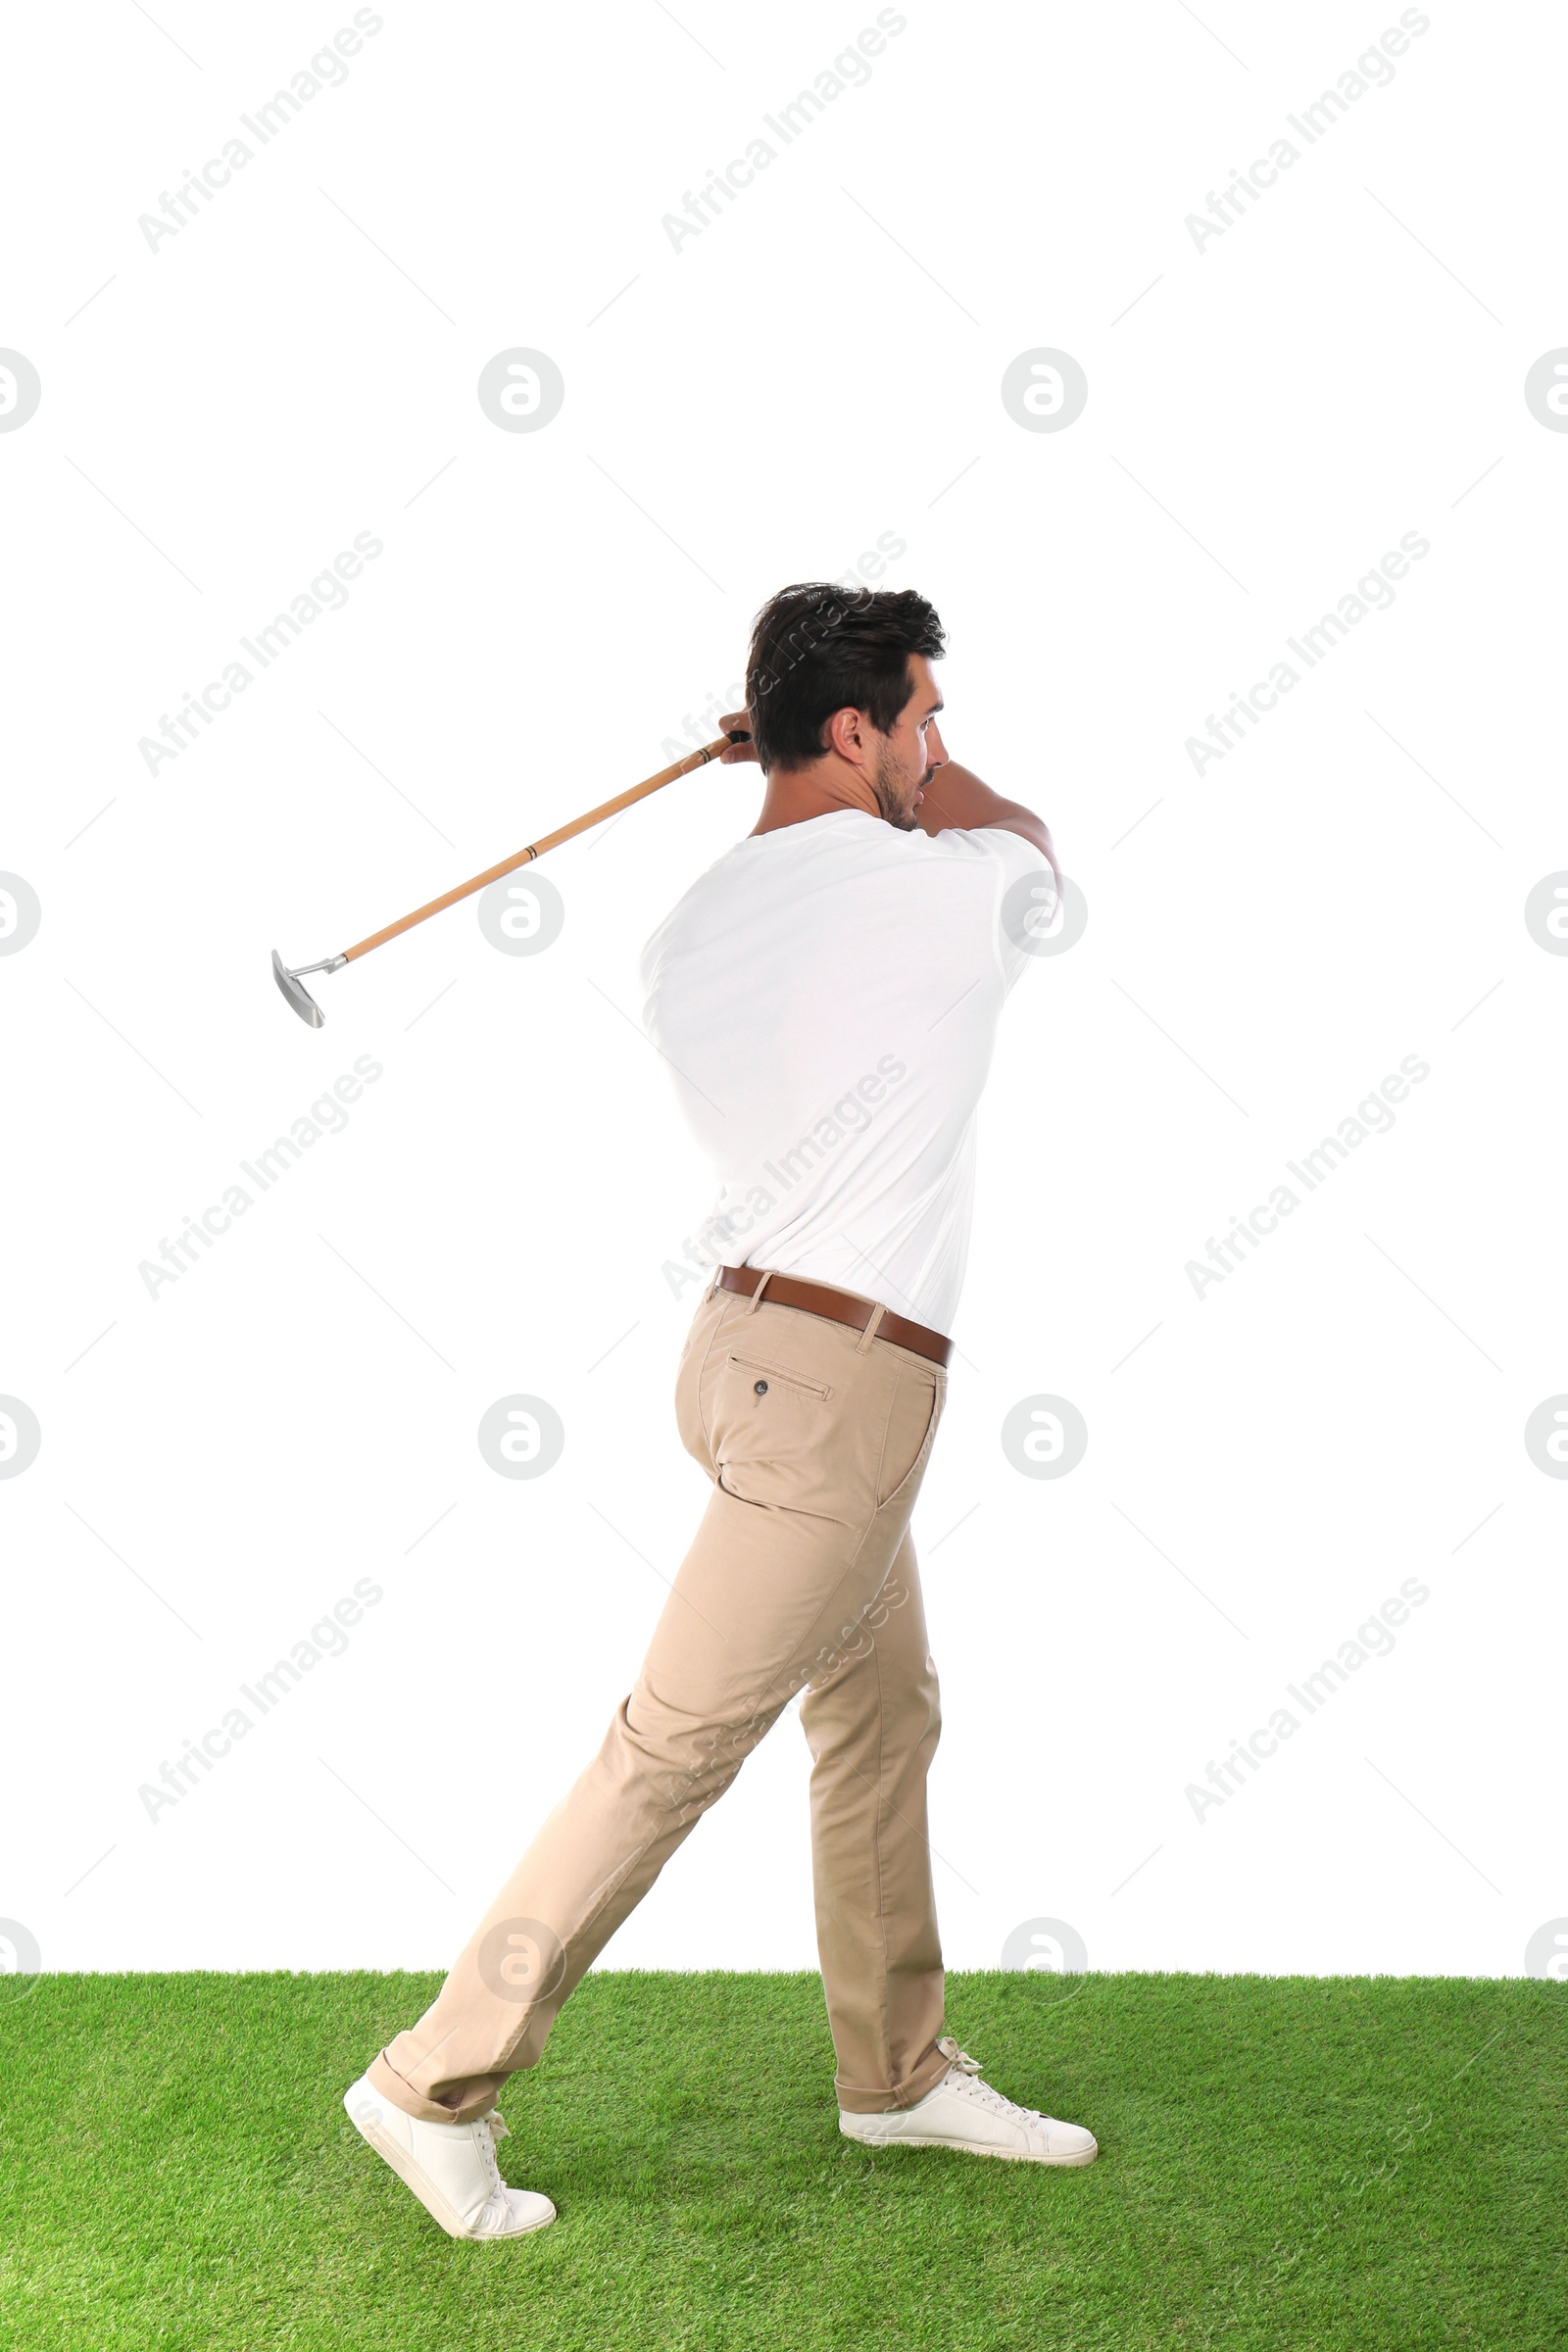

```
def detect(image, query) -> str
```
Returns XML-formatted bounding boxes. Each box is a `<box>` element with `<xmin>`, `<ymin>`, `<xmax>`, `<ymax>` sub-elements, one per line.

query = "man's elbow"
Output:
<box><xmin>996</xmin><ymin>808</ymin><xmax>1056</xmax><ymax>868</ymax></box>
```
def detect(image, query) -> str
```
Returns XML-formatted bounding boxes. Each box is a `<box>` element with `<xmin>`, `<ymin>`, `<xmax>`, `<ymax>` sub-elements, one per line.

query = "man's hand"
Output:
<box><xmin>717</xmin><ymin>710</ymin><xmax>758</xmax><ymax>765</ymax></box>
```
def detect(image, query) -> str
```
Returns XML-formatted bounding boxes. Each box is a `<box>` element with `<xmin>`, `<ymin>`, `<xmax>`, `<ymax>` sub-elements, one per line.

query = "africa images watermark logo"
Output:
<box><xmin>1001</xmin><ymin>1918</ymin><xmax>1089</xmax><ymax>1974</ymax></box>
<box><xmin>0</xmin><ymin>1397</ymin><xmax>43</xmax><ymax>1479</ymax></box>
<box><xmin>1524</xmin><ymin>352</ymin><xmax>1568</xmax><ymax>430</ymax></box>
<box><xmin>999</xmin><ymin>351</ymin><xmax>1088</xmax><ymax>433</ymax></box>
<box><xmin>477</xmin><ymin>1396</ymin><xmax>565</xmax><ymax>1479</ymax></box>
<box><xmin>1524</xmin><ymin>1921</ymin><xmax>1568</xmax><ymax>1980</ymax></box>
<box><xmin>1001</xmin><ymin>1396</ymin><xmax>1089</xmax><ymax>1478</ymax></box>
<box><xmin>0</xmin><ymin>1921</ymin><xmax>42</xmax><ymax>2008</ymax></box>
<box><xmin>1184</xmin><ymin>1054</ymin><xmax>1430</xmax><ymax>1300</ymax></box>
<box><xmin>136</xmin><ymin>1578</ymin><xmax>385</xmax><ymax>1825</ymax></box>
<box><xmin>1524</xmin><ymin>873</ymin><xmax>1568</xmax><ymax>952</ymax></box>
<box><xmin>0</xmin><ymin>873</ymin><xmax>42</xmax><ymax>954</ymax></box>
<box><xmin>477</xmin><ymin>870</ymin><xmax>565</xmax><ymax>956</ymax></box>
<box><xmin>644</xmin><ymin>532</ymin><xmax>906</xmax><ymax>766</ymax></box>
<box><xmin>135</xmin><ymin>11</ymin><xmax>386</xmax><ymax>255</ymax></box>
<box><xmin>1182</xmin><ymin>12</ymin><xmax>1433</xmax><ymax>256</ymax></box>
<box><xmin>1184</xmin><ymin>1575</ymin><xmax>1433</xmax><ymax>1824</ymax></box>
<box><xmin>1184</xmin><ymin>533</ymin><xmax>1430</xmax><ymax>778</ymax></box>
<box><xmin>1002</xmin><ymin>866</ymin><xmax>1085</xmax><ymax>955</ymax></box>
<box><xmin>661</xmin><ymin>1054</ymin><xmax>912</xmax><ymax>1298</ymax></box>
<box><xmin>1523</xmin><ymin>1397</ymin><xmax>1568</xmax><ymax>1478</ymax></box>
<box><xmin>999</xmin><ymin>1918</ymin><xmax>1091</xmax><ymax>2011</ymax></box>
<box><xmin>136</xmin><ymin>533</ymin><xmax>384</xmax><ymax>777</ymax></box>
<box><xmin>476</xmin><ymin>350</ymin><xmax>565</xmax><ymax>432</ymax></box>
<box><xmin>0</xmin><ymin>351</ymin><xmax>42</xmax><ymax>432</ymax></box>
<box><xmin>477</xmin><ymin>1917</ymin><xmax>568</xmax><ymax>2004</ymax></box>
<box><xmin>660</xmin><ymin>11</ymin><xmax>908</xmax><ymax>254</ymax></box>
<box><xmin>136</xmin><ymin>1056</ymin><xmax>384</xmax><ymax>1299</ymax></box>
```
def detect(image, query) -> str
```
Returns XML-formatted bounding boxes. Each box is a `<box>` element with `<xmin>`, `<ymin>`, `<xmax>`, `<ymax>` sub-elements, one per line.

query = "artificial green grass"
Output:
<box><xmin>1</xmin><ymin>1970</ymin><xmax>1561</xmax><ymax>2349</ymax></box>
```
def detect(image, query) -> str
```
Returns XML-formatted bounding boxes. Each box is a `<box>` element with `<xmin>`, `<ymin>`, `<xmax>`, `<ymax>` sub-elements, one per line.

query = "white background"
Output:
<box><xmin>4</xmin><ymin>0</ymin><xmax>1564</xmax><ymax>1984</ymax></box>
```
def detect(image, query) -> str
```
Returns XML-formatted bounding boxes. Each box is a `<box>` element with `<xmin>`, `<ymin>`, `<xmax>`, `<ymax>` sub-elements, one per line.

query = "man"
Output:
<box><xmin>344</xmin><ymin>582</ymin><xmax>1098</xmax><ymax>2239</ymax></box>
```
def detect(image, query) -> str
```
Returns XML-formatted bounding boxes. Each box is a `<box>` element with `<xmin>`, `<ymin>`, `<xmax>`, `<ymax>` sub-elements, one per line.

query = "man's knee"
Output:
<box><xmin>621</xmin><ymin>1683</ymin><xmax>779</xmax><ymax>1805</ymax></box>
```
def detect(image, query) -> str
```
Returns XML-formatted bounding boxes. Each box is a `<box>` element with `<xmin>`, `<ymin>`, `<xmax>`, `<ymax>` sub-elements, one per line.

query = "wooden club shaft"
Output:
<box><xmin>341</xmin><ymin>734</ymin><xmax>737</xmax><ymax>965</ymax></box>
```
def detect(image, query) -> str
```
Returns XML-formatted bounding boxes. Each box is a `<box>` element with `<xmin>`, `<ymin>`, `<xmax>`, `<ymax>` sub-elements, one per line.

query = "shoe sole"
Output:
<box><xmin>346</xmin><ymin>2098</ymin><xmax>557</xmax><ymax>2239</ymax></box>
<box><xmin>840</xmin><ymin>2128</ymin><xmax>1098</xmax><ymax>2168</ymax></box>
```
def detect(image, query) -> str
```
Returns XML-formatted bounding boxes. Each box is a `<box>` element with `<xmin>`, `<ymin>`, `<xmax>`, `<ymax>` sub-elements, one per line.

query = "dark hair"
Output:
<box><xmin>744</xmin><ymin>582</ymin><xmax>946</xmax><ymax>772</ymax></box>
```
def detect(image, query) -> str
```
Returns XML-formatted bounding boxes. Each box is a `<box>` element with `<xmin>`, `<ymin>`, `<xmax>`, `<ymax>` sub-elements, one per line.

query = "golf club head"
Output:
<box><xmin>271</xmin><ymin>949</ymin><xmax>325</xmax><ymax>1028</ymax></box>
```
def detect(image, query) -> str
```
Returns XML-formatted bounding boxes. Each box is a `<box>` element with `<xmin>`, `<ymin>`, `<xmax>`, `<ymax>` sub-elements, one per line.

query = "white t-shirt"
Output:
<box><xmin>638</xmin><ymin>810</ymin><xmax>1051</xmax><ymax>1336</ymax></box>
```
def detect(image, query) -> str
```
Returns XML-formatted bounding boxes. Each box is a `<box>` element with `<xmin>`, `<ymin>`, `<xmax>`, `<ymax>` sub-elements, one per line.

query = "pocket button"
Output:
<box><xmin>754</xmin><ymin>1380</ymin><xmax>768</xmax><ymax>1395</ymax></box>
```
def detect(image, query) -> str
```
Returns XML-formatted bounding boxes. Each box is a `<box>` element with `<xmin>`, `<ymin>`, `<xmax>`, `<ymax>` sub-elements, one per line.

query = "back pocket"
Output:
<box><xmin>710</xmin><ymin>1350</ymin><xmax>841</xmax><ymax>1514</ymax></box>
<box><xmin>727</xmin><ymin>1351</ymin><xmax>832</xmax><ymax>1400</ymax></box>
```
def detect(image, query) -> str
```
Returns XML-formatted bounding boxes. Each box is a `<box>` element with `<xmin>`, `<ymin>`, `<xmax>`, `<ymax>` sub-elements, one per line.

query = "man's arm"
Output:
<box><xmin>913</xmin><ymin>734</ymin><xmax>1061</xmax><ymax>900</ymax></box>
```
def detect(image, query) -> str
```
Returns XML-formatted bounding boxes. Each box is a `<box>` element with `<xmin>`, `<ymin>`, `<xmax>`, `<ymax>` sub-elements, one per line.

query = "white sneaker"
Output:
<box><xmin>343</xmin><ymin>2073</ymin><xmax>557</xmax><ymax>2238</ymax></box>
<box><xmin>840</xmin><ymin>2036</ymin><xmax>1099</xmax><ymax>2167</ymax></box>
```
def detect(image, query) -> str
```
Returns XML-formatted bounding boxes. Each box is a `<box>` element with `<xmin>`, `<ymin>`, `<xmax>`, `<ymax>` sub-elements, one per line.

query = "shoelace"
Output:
<box><xmin>935</xmin><ymin>2035</ymin><xmax>1048</xmax><ymax>2128</ymax></box>
<box><xmin>472</xmin><ymin>2110</ymin><xmax>512</xmax><ymax>2225</ymax></box>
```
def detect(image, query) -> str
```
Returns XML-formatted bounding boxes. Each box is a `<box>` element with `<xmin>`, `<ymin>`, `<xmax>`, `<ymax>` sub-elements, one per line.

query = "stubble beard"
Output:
<box><xmin>871</xmin><ymin>741</ymin><xmax>926</xmax><ymax>833</ymax></box>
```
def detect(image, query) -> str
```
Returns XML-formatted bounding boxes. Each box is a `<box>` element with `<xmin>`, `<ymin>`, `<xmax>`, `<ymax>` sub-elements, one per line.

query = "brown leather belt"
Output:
<box><xmin>713</xmin><ymin>1264</ymin><xmax>953</xmax><ymax>1368</ymax></box>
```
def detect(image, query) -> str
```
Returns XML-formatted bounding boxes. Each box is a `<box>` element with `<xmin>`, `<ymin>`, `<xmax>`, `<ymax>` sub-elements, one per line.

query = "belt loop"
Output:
<box><xmin>855</xmin><ymin>1299</ymin><xmax>888</xmax><ymax>1354</ymax></box>
<box><xmin>744</xmin><ymin>1267</ymin><xmax>775</xmax><ymax>1317</ymax></box>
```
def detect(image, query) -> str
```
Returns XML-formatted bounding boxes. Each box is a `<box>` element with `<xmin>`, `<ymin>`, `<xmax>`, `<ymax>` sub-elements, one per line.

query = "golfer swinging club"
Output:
<box><xmin>344</xmin><ymin>581</ymin><xmax>1099</xmax><ymax>2236</ymax></box>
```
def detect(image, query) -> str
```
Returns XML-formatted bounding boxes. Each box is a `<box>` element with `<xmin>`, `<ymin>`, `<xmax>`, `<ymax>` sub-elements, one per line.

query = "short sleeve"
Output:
<box><xmin>951</xmin><ymin>825</ymin><xmax>1058</xmax><ymax>995</ymax></box>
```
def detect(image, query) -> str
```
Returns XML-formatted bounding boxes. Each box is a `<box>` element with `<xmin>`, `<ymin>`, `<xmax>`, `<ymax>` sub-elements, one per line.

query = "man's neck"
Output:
<box><xmin>751</xmin><ymin>759</ymin><xmax>879</xmax><ymax>836</ymax></box>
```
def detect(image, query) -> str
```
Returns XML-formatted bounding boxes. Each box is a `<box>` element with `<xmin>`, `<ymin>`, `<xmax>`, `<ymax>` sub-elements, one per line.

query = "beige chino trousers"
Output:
<box><xmin>368</xmin><ymin>1271</ymin><xmax>952</xmax><ymax>2126</ymax></box>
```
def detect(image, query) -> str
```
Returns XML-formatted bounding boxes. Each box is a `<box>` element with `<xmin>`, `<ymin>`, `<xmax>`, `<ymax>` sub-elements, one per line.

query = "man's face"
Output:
<box><xmin>868</xmin><ymin>655</ymin><xmax>945</xmax><ymax>831</ymax></box>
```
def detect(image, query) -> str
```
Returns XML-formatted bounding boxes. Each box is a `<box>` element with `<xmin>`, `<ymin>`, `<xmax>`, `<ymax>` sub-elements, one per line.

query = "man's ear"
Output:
<box><xmin>826</xmin><ymin>705</ymin><xmax>867</xmax><ymax>763</ymax></box>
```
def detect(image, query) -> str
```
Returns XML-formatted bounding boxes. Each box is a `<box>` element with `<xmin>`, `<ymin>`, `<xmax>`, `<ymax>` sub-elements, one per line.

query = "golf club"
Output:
<box><xmin>271</xmin><ymin>728</ymin><xmax>749</xmax><ymax>1026</ymax></box>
